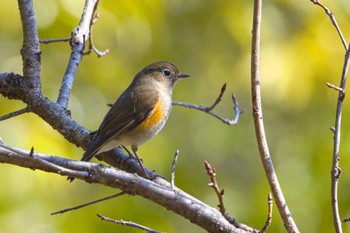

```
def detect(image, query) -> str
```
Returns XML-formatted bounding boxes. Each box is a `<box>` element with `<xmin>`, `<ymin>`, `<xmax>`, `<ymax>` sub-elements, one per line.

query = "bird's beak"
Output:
<box><xmin>178</xmin><ymin>73</ymin><xmax>190</xmax><ymax>79</ymax></box>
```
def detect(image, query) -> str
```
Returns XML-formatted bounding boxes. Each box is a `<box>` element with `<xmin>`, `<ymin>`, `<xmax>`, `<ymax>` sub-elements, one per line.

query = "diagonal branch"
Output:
<box><xmin>0</xmin><ymin>107</ymin><xmax>29</xmax><ymax>121</ymax></box>
<box><xmin>56</xmin><ymin>0</ymin><xmax>100</xmax><ymax>108</ymax></box>
<box><xmin>0</xmin><ymin>143</ymin><xmax>247</xmax><ymax>233</ymax></box>
<box><xmin>310</xmin><ymin>0</ymin><xmax>348</xmax><ymax>51</ymax></box>
<box><xmin>52</xmin><ymin>192</ymin><xmax>125</xmax><ymax>215</ymax></box>
<box><xmin>96</xmin><ymin>214</ymin><xmax>164</xmax><ymax>233</ymax></box>
<box><xmin>250</xmin><ymin>0</ymin><xmax>299</xmax><ymax>232</ymax></box>
<box><xmin>204</xmin><ymin>161</ymin><xmax>259</xmax><ymax>233</ymax></box>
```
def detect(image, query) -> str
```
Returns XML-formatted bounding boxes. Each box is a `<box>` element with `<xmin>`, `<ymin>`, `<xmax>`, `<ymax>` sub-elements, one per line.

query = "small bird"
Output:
<box><xmin>68</xmin><ymin>61</ymin><xmax>189</xmax><ymax>181</ymax></box>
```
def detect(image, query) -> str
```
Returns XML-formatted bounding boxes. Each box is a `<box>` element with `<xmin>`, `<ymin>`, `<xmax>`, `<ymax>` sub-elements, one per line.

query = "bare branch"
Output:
<box><xmin>259</xmin><ymin>193</ymin><xmax>273</xmax><ymax>233</ymax></box>
<box><xmin>39</xmin><ymin>37</ymin><xmax>71</xmax><ymax>44</ymax></box>
<box><xmin>173</xmin><ymin>83</ymin><xmax>243</xmax><ymax>126</ymax></box>
<box><xmin>56</xmin><ymin>0</ymin><xmax>101</xmax><ymax>108</ymax></box>
<box><xmin>0</xmin><ymin>143</ymin><xmax>246</xmax><ymax>233</ymax></box>
<box><xmin>0</xmin><ymin>143</ymin><xmax>89</xmax><ymax>178</ymax></box>
<box><xmin>204</xmin><ymin>161</ymin><xmax>259</xmax><ymax>233</ymax></box>
<box><xmin>96</xmin><ymin>214</ymin><xmax>164</xmax><ymax>233</ymax></box>
<box><xmin>326</xmin><ymin>82</ymin><xmax>345</xmax><ymax>94</ymax></box>
<box><xmin>0</xmin><ymin>107</ymin><xmax>29</xmax><ymax>121</ymax></box>
<box><xmin>251</xmin><ymin>0</ymin><xmax>299</xmax><ymax>232</ymax></box>
<box><xmin>83</xmin><ymin>12</ymin><xmax>109</xmax><ymax>57</ymax></box>
<box><xmin>52</xmin><ymin>192</ymin><xmax>125</xmax><ymax>215</ymax></box>
<box><xmin>310</xmin><ymin>3</ymin><xmax>350</xmax><ymax>232</ymax></box>
<box><xmin>329</xmin><ymin>45</ymin><xmax>350</xmax><ymax>233</ymax></box>
<box><xmin>17</xmin><ymin>0</ymin><xmax>42</xmax><ymax>91</ymax></box>
<box><xmin>310</xmin><ymin>0</ymin><xmax>348</xmax><ymax>50</ymax></box>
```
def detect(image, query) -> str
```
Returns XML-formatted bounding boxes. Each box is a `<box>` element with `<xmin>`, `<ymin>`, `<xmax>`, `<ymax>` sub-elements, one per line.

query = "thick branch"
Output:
<box><xmin>17</xmin><ymin>0</ymin><xmax>42</xmax><ymax>96</ymax></box>
<box><xmin>0</xmin><ymin>144</ymin><xmax>248</xmax><ymax>233</ymax></box>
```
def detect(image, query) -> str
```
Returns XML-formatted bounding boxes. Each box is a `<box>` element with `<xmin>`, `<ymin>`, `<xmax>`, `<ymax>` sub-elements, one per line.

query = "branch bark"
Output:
<box><xmin>0</xmin><ymin>144</ymin><xmax>247</xmax><ymax>233</ymax></box>
<box><xmin>250</xmin><ymin>0</ymin><xmax>299</xmax><ymax>232</ymax></box>
<box><xmin>56</xmin><ymin>0</ymin><xmax>100</xmax><ymax>108</ymax></box>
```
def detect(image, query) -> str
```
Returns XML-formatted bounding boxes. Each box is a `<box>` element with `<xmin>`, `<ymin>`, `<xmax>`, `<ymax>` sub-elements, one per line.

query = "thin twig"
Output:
<box><xmin>51</xmin><ymin>192</ymin><xmax>125</xmax><ymax>215</ymax></box>
<box><xmin>204</xmin><ymin>161</ymin><xmax>258</xmax><ymax>232</ymax></box>
<box><xmin>0</xmin><ymin>107</ymin><xmax>29</xmax><ymax>121</ymax></box>
<box><xmin>326</xmin><ymin>82</ymin><xmax>345</xmax><ymax>94</ymax></box>
<box><xmin>259</xmin><ymin>193</ymin><xmax>273</xmax><ymax>233</ymax></box>
<box><xmin>310</xmin><ymin>0</ymin><xmax>348</xmax><ymax>51</ymax></box>
<box><xmin>170</xmin><ymin>150</ymin><xmax>180</xmax><ymax>190</ymax></box>
<box><xmin>329</xmin><ymin>45</ymin><xmax>350</xmax><ymax>233</ymax></box>
<box><xmin>343</xmin><ymin>217</ymin><xmax>350</xmax><ymax>223</ymax></box>
<box><xmin>251</xmin><ymin>0</ymin><xmax>299</xmax><ymax>232</ymax></box>
<box><xmin>173</xmin><ymin>83</ymin><xmax>243</xmax><ymax>126</ymax></box>
<box><xmin>39</xmin><ymin>37</ymin><xmax>71</xmax><ymax>44</ymax></box>
<box><xmin>83</xmin><ymin>12</ymin><xmax>109</xmax><ymax>57</ymax></box>
<box><xmin>97</xmin><ymin>214</ymin><xmax>164</xmax><ymax>233</ymax></box>
<box><xmin>206</xmin><ymin>83</ymin><xmax>227</xmax><ymax>111</ymax></box>
<box><xmin>310</xmin><ymin>3</ymin><xmax>350</xmax><ymax>232</ymax></box>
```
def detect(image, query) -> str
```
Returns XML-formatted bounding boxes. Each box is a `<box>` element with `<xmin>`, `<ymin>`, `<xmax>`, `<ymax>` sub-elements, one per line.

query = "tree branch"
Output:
<box><xmin>17</xmin><ymin>0</ymin><xmax>42</xmax><ymax>95</ymax></box>
<box><xmin>0</xmin><ymin>107</ymin><xmax>29</xmax><ymax>121</ymax></box>
<box><xmin>0</xmin><ymin>143</ymin><xmax>248</xmax><ymax>233</ymax></box>
<box><xmin>310</xmin><ymin>0</ymin><xmax>348</xmax><ymax>50</ymax></box>
<box><xmin>96</xmin><ymin>214</ymin><xmax>164</xmax><ymax>233</ymax></box>
<box><xmin>329</xmin><ymin>46</ymin><xmax>350</xmax><ymax>233</ymax></box>
<box><xmin>56</xmin><ymin>0</ymin><xmax>100</xmax><ymax>108</ymax></box>
<box><xmin>250</xmin><ymin>0</ymin><xmax>299</xmax><ymax>232</ymax></box>
<box><xmin>173</xmin><ymin>83</ymin><xmax>243</xmax><ymax>126</ymax></box>
<box><xmin>310</xmin><ymin>2</ymin><xmax>350</xmax><ymax>232</ymax></box>
<box><xmin>52</xmin><ymin>192</ymin><xmax>125</xmax><ymax>215</ymax></box>
<box><xmin>205</xmin><ymin>161</ymin><xmax>259</xmax><ymax>232</ymax></box>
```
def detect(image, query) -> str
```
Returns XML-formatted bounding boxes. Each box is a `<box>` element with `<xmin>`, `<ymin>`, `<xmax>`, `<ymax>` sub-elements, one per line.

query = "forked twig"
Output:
<box><xmin>97</xmin><ymin>214</ymin><xmax>164</xmax><ymax>233</ymax></box>
<box><xmin>83</xmin><ymin>12</ymin><xmax>109</xmax><ymax>57</ymax></box>
<box><xmin>204</xmin><ymin>161</ymin><xmax>259</xmax><ymax>232</ymax></box>
<box><xmin>56</xmin><ymin>0</ymin><xmax>103</xmax><ymax>108</ymax></box>
<box><xmin>173</xmin><ymin>83</ymin><xmax>243</xmax><ymax>126</ymax></box>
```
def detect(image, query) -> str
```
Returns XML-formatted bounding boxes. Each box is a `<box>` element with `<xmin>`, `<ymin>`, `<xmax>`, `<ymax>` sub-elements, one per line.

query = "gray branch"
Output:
<box><xmin>0</xmin><ymin>144</ymin><xmax>252</xmax><ymax>233</ymax></box>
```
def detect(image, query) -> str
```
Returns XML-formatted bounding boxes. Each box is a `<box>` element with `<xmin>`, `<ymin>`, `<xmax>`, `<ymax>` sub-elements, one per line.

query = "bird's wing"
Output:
<box><xmin>81</xmin><ymin>87</ymin><xmax>159</xmax><ymax>162</ymax></box>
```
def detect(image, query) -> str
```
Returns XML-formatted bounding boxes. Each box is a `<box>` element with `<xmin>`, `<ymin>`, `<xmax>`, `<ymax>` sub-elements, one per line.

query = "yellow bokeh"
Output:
<box><xmin>0</xmin><ymin>1</ymin><xmax>350</xmax><ymax>233</ymax></box>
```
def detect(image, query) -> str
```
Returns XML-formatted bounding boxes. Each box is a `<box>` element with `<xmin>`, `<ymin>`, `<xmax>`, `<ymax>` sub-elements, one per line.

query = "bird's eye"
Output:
<box><xmin>162</xmin><ymin>69</ymin><xmax>171</xmax><ymax>77</ymax></box>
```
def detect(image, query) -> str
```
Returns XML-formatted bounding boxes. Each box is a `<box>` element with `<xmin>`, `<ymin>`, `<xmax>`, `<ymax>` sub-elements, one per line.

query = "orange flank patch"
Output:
<box><xmin>138</xmin><ymin>99</ymin><xmax>165</xmax><ymax>130</ymax></box>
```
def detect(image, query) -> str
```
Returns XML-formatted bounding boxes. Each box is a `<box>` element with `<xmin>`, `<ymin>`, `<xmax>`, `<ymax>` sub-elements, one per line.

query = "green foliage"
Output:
<box><xmin>1</xmin><ymin>0</ymin><xmax>350</xmax><ymax>232</ymax></box>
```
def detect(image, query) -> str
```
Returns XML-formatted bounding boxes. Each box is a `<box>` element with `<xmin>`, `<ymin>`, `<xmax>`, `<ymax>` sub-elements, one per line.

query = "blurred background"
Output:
<box><xmin>1</xmin><ymin>0</ymin><xmax>350</xmax><ymax>232</ymax></box>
